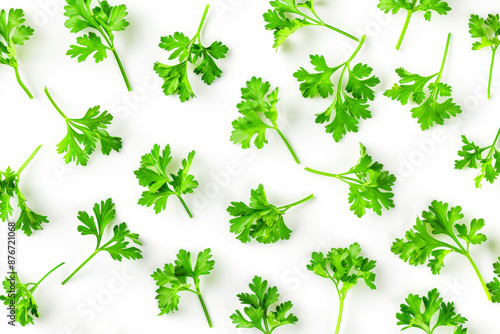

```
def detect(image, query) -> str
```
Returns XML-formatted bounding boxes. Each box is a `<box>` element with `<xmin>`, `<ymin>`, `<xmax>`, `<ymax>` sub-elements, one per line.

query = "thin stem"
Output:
<box><xmin>465</xmin><ymin>253</ymin><xmax>492</xmax><ymax>302</ymax></box>
<box><xmin>17</xmin><ymin>145</ymin><xmax>42</xmax><ymax>176</ymax></box>
<box><xmin>396</xmin><ymin>10</ymin><xmax>413</xmax><ymax>51</ymax></box>
<box><xmin>486</xmin><ymin>127</ymin><xmax>500</xmax><ymax>160</ymax></box>
<box><xmin>14</xmin><ymin>66</ymin><xmax>33</xmax><ymax>99</ymax></box>
<box><xmin>32</xmin><ymin>262</ymin><xmax>65</xmax><ymax>292</ymax></box>
<box><xmin>334</xmin><ymin>295</ymin><xmax>345</xmax><ymax>334</ymax></box>
<box><xmin>275</xmin><ymin>128</ymin><xmax>300</xmax><ymax>164</ymax></box>
<box><xmin>278</xmin><ymin>194</ymin><xmax>314</xmax><ymax>211</ymax></box>
<box><xmin>436</xmin><ymin>33</ymin><xmax>452</xmax><ymax>82</ymax></box>
<box><xmin>488</xmin><ymin>47</ymin><xmax>497</xmax><ymax>99</ymax></box>
<box><xmin>110</xmin><ymin>48</ymin><xmax>132</xmax><ymax>92</ymax></box>
<box><xmin>176</xmin><ymin>194</ymin><xmax>193</xmax><ymax>218</ymax></box>
<box><xmin>195</xmin><ymin>4</ymin><xmax>210</xmax><ymax>45</ymax></box>
<box><xmin>305</xmin><ymin>167</ymin><xmax>340</xmax><ymax>178</ymax></box>
<box><xmin>62</xmin><ymin>250</ymin><xmax>99</xmax><ymax>285</ymax></box>
<box><xmin>195</xmin><ymin>282</ymin><xmax>212</xmax><ymax>328</ymax></box>
<box><xmin>346</xmin><ymin>35</ymin><xmax>366</xmax><ymax>64</ymax></box>
<box><xmin>44</xmin><ymin>87</ymin><xmax>68</xmax><ymax>120</ymax></box>
<box><xmin>297</xmin><ymin>10</ymin><xmax>359</xmax><ymax>42</ymax></box>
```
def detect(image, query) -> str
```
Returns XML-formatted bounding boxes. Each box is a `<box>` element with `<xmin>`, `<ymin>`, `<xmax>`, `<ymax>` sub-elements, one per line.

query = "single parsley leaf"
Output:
<box><xmin>487</xmin><ymin>258</ymin><xmax>500</xmax><ymax>303</ymax></box>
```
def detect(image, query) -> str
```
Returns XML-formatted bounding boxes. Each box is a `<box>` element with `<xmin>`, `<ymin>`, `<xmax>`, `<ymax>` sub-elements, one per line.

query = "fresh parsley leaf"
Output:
<box><xmin>385</xmin><ymin>33</ymin><xmax>461</xmax><ymax>130</ymax></box>
<box><xmin>0</xmin><ymin>263</ymin><xmax>64</xmax><ymax>326</ymax></box>
<box><xmin>294</xmin><ymin>36</ymin><xmax>380</xmax><ymax>142</ymax></box>
<box><xmin>61</xmin><ymin>198</ymin><xmax>142</xmax><ymax>285</ymax></box>
<box><xmin>134</xmin><ymin>144</ymin><xmax>198</xmax><ymax>218</ymax></box>
<box><xmin>0</xmin><ymin>8</ymin><xmax>34</xmax><ymax>98</ymax></box>
<box><xmin>487</xmin><ymin>258</ymin><xmax>500</xmax><ymax>303</ymax></box>
<box><xmin>305</xmin><ymin>143</ymin><xmax>396</xmax><ymax>217</ymax></box>
<box><xmin>397</xmin><ymin>289</ymin><xmax>468</xmax><ymax>333</ymax></box>
<box><xmin>154</xmin><ymin>5</ymin><xmax>228</xmax><ymax>102</ymax></box>
<box><xmin>227</xmin><ymin>184</ymin><xmax>313</xmax><ymax>244</ymax></box>
<box><xmin>307</xmin><ymin>242</ymin><xmax>376</xmax><ymax>333</ymax></box>
<box><xmin>378</xmin><ymin>0</ymin><xmax>451</xmax><ymax>50</ymax></box>
<box><xmin>152</xmin><ymin>248</ymin><xmax>214</xmax><ymax>327</ymax></box>
<box><xmin>231</xmin><ymin>77</ymin><xmax>301</xmax><ymax>164</ymax></box>
<box><xmin>392</xmin><ymin>200</ymin><xmax>493</xmax><ymax>302</ymax></box>
<box><xmin>230</xmin><ymin>276</ymin><xmax>297</xmax><ymax>334</ymax></box>
<box><xmin>263</xmin><ymin>0</ymin><xmax>359</xmax><ymax>49</ymax></box>
<box><xmin>44</xmin><ymin>87</ymin><xmax>122</xmax><ymax>166</ymax></box>
<box><xmin>63</xmin><ymin>0</ymin><xmax>132</xmax><ymax>91</ymax></box>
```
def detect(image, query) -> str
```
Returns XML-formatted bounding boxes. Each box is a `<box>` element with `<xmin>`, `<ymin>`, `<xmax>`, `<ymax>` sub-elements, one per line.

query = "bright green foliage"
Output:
<box><xmin>263</xmin><ymin>0</ymin><xmax>359</xmax><ymax>49</ymax></box>
<box><xmin>62</xmin><ymin>199</ymin><xmax>142</xmax><ymax>285</ymax></box>
<box><xmin>454</xmin><ymin>129</ymin><xmax>500</xmax><ymax>188</ymax></box>
<box><xmin>0</xmin><ymin>263</ymin><xmax>64</xmax><ymax>326</ymax></box>
<box><xmin>378</xmin><ymin>0</ymin><xmax>451</xmax><ymax>50</ymax></box>
<box><xmin>227</xmin><ymin>184</ymin><xmax>313</xmax><ymax>244</ymax></box>
<box><xmin>134</xmin><ymin>144</ymin><xmax>198</xmax><ymax>218</ymax></box>
<box><xmin>63</xmin><ymin>0</ymin><xmax>132</xmax><ymax>91</ymax></box>
<box><xmin>305</xmin><ymin>144</ymin><xmax>396</xmax><ymax>217</ymax></box>
<box><xmin>487</xmin><ymin>258</ymin><xmax>500</xmax><ymax>303</ymax></box>
<box><xmin>0</xmin><ymin>145</ymin><xmax>48</xmax><ymax>236</ymax></box>
<box><xmin>469</xmin><ymin>14</ymin><xmax>500</xmax><ymax>99</ymax></box>
<box><xmin>307</xmin><ymin>243</ymin><xmax>376</xmax><ymax>334</ymax></box>
<box><xmin>151</xmin><ymin>248</ymin><xmax>214</xmax><ymax>327</ymax></box>
<box><xmin>154</xmin><ymin>5</ymin><xmax>228</xmax><ymax>102</ymax></box>
<box><xmin>230</xmin><ymin>276</ymin><xmax>298</xmax><ymax>334</ymax></box>
<box><xmin>385</xmin><ymin>34</ymin><xmax>461</xmax><ymax>130</ymax></box>
<box><xmin>0</xmin><ymin>8</ymin><xmax>34</xmax><ymax>98</ymax></box>
<box><xmin>396</xmin><ymin>289</ymin><xmax>467</xmax><ymax>334</ymax></box>
<box><xmin>44</xmin><ymin>87</ymin><xmax>122</xmax><ymax>166</ymax></box>
<box><xmin>231</xmin><ymin>77</ymin><xmax>300</xmax><ymax>164</ymax></box>
<box><xmin>392</xmin><ymin>200</ymin><xmax>492</xmax><ymax>302</ymax></box>
<box><xmin>294</xmin><ymin>36</ymin><xmax>380</xmax><ymax>142</ymax></box>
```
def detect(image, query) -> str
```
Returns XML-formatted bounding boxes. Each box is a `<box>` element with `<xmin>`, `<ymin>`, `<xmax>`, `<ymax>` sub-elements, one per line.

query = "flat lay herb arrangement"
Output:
<box><xmin>1</xmin><ymin>0</ymin><xmax>500</xmax><ymax>333</ymax></box>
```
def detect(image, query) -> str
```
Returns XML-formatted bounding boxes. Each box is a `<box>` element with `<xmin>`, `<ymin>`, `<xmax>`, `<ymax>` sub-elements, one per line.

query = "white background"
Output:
<box><xmin>1</xmin><ymin>0</ymin><xmax>500</xmax><ymax>333</ymax></box>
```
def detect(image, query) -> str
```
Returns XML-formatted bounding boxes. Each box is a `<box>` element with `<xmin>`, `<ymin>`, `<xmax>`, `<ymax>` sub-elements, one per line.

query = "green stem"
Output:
<box><xmin>488</xmin><ymin>47</ymin><xmax>497</xmax><ymax>99</ymax></box>
<box><xmin>279</xmin><ymin>194</ymin><xmax>314</xmax><ymax>211</ymax></box>
<box><xmin>195</xmin><ymin>4</ymin><xmax>210</xmax><ymax>45</ymax></box>
<box><xmin>44</xmin><ymin>87</ymin><xmax>69</xmax><ymax>120</ymax></box>
<box><xmin>17</xmin><ymin>145</ymin><xmax>42</xmax><ymax>176</ymax></box>
<box><xmin>14</xmin><ymin>66</ymin><xmax>33</xmax><ymax>99</ymax></box>
<box><xmin>465</xmin><ymin>253</ymin><xmax>492</xmax><ymax>302</ymax></box>
<box><xmin>62</xmin><ymin>250</ymin><xmax>99</xmax><ymax>285</ymax></box>
<box><xmin>396</xmin><ymin>10</ymin><xmax>413</xmax><ymax>51</ymax></box>
<box><xmin>436</xmin><ymin>33</ymin><xmax>452</xmax><ymax>82</ymax></box>
<box><xmin>486</xmin><ymin>127</ymin><xmax>500</xmax><ymax>160</ymax></box>
<box><xmin>32</xmin><ymin>262</ymin><xmax>65</xmax><ymax>292</ymax></box>
<box><xmin>297</xmin><ymin>10</ymin><xmax>359</xmax><ymax>42</ymax></box>
<box><xmin>334</xmin><ymin>295</ymin><xmax>346</xmax><ymax>334</ymax></box>
<box><xmin>346</xmin><ymin>35</ymin><xmax>366</xmax><ymax>64</ymax></box>
<box><xmin>275</xmin><ymin>128</ymin><xmax>300</xmax><ymax>164</ymax></box>
<box><xmin>110</xmin><ymin>47</ymin><xmax>132</xmax><ymax>92</ymax></box>
<box><xmin>176</xmin><ymin>194</ymin><xmax>193</xmax><ymax>218</ymax></box>
<box><xmin>305</xmin><ymin>167</ymin><xmax>341</xmax><ymax>178</ymax></box>
<box><xmin>195</xmin><ymin>282</ymin><xmax>212</xmax><ymax>328</ymax></box>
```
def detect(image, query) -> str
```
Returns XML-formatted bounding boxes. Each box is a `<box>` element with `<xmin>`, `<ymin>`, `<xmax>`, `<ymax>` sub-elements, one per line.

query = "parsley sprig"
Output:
<box><xmin>305</xmin><ymin>144</ymin><xmax>396</xmax><ymax>217</ymax></box>
<box><xmin>385</xmin><ymin>33</ymin><xmax>461</xmax><ymax>130</ymax></box>
<box><xmin>154</xmin><ymin>5</ymin><xmax>228</xmax><ymax>102</ymax></box>
<box><xmin>307</xmin><ymin>243</ymin><xmax>376</xmax><ymax>334</ymax></box>
<box><xmin>294</xmin><ymin>36</ymin><xmax>380</xmax><ymax>142</ymax></box>
<box><xmin>0</xmin><ymin>263</ymin><xmax>64</xmax><ymax>326</ymax></box>
<box><xmin>263</xmin><ymin>0</ymin><xmax>359</xmax><ymax>49</ymax></box>
<box><xmin>62</xmin><ymin>198</ymin><xmax>142</xmax><ymax>285</ymax></box>
<box><xmin>0</xmin><ymin>145</ymin><xmax>49</xmax><ymax>236</ymax></box>
<box><xmin>392</xmin><ymin>200</ymin><xmax>492</xmax><ymax>302</ymax></box>
<box><xmin>63</xmin><ymin>0</ymin><xmax>132</xmax><ymax>91</ymax></box>
<box><xmin>487</xmin><ymin>258</ymin><xmax>500</xmax><ymax>303</ymax></box>
<box><xmin>0</xmin><ymin>8</ymin><xmax>34</xmax><ymax>98</ymax></box>
<box><xmin>227</xmin><ymin>184</ymin><xmax>313</xmax><ymax>244</ymax></box>
<box><xmin>152</xmin><ymin>248</ymin><xmax>214</xmax><ymax>327</ymax></box>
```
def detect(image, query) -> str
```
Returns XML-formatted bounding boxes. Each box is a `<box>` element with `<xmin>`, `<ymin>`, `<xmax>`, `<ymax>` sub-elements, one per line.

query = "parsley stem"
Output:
<box><xmin>176</xmin><ymin>194</ymin><xmax>193</xmax><ymax>218</ymax></box>
<box><xmin>278</xmin><ymin>194</ymin><xmax>314</xmax><ymax>211</ymax></box>
<box><xmin>396</xmin><ymin>10</ymin><xmax>413</xmax><ymax>51</ymax></box>
<box><xmin>195</xmin><ymin>5</ymin><xmax>211</xmax><ymax>45</ymax></box>
<box><xmin>488</xmin><ymin>47</ymin><xmax>497</xmax><ymax>100</ymax></box>
<box><xmin>14</xmin><ymin>66</ymin><xmax>33</xmax><ymax>99</ymax></box>
<box><xmin>17</xmin><ymin>145</ymin><xmax>42</xmax><ymax>176</ymax></box>
<box><xmin>465</xmin><ymin>253</ymin><xmax>492</xmax><ymax>302</ymax></box>
<box><xmin>44</xmin><ymin>87</ymin><xmax>68</xmax><ymax>120</ymax></box>
<box><xmin>347</xmin><ymin>35</ymin><xmax>366</xmax><ymax>64</ymax></box>
<box><xmin>195</xmin><ymin>282</ymin><xmax>212</xmax><ymax>327</ymax></box>
<box><xmin>62</xmin><ymin>250</ymin><xmax>99</xmax><ymax>285</ymax></box>
<box><xmin>275</xmin><ymin>128</ymin><xmax>300</xmax><ymax>164</ymax></box>
<box><xmin>111</xmin><ymin>48</ymin><xmax>132</xmax><ymax>92</ymax></box>
<box><xmin>437</xmin><ymin>33</ymin><xmax>452</xmax><ymax>80</ymax></box>
<box><xmin>32</xmin><ymin>262</ymin><xmax>65</xmax><ymax>292</ymax></box>
<box><xmin>334</xmin><ymin>295</ymin><xmax>346</xmax><ymax>334</ymax></box>
<box><xmin>297</xmin><ymin>10</ymin><xmax>359</xmax><ymax>42</ymax></box>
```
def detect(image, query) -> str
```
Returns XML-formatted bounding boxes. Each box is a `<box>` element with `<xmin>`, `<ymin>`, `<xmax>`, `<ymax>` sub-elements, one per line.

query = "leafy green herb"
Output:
<box><xmin>294</xmin><ymin>36</ymin><xmax>380</xmax><ymax>142</ymax></box>
<box><xmin>392</xmin><ymin>200</ymin><xmax>492</xmax><ymax>302</ymax></box>
<box><xmin>454</xmin><ymin>128</ymin><xmax>500</xmax><ymax>188</ymax></box>
<box><xmin>305</xmin><ymin>143</ymin><xmax>396</xmax><ymax>217</ymax></box>
<box><xmin>230</xmin><ymin>276</ymin><xmax>297</xmax><ymax>334</ymax></box>
<box><xmin>469</xmin><ymin>14</ymin><xmax>500</xmax><ymax>99</ymax></box>
<box><xmin>62</xmin><ymin>198</ymin><xmax>142</xmax><ymax>285</ymax></box>
<box><xmin>377</xmin><ymin>0</ymin><xmax>451</xmax><ymax>50</ymax></box>
<box><xmin>0</xmin><ymin>8</ymin><xmax>34</xmax><ymax>98</ymax></box>
<box><xmin>384</xmin><ymin>33</ymin><xmax>461</xmax><ymax>130</ymax></box>
<box><xmin>134</xmin><ymin>144</ymin><xmax>198</xmax><ymax>218</ymax></box>
<box><xmin>0</xmin><ymin>145</ymin><xmax>48</xmax><ymax>236</ymax></box>
<box><xmin>44</xmin><ymin>87</ymin><xmax>122</xmax><ymax>166</ymax></box>
<box><xmin>263</xmin><ymin>0</ymin><xmax>359</xmax><ymax>49</ymax></box>
<box><xmin>0</xmin><ymin>263</ymin><xmax>64</xmax><ymax>326</ymax></box>
<box><xmin>487</xmin><ymin>258</ymin><xmax>500</xmax><ymax>303</ymax></box>
<box><xmin>154</xmin><ymin>4</ymin><xmax>228</xmax><ymax>102</ymax></box>
<box><xmin>151</xmin><ymin>248</ymin><xmax>214</xmax><ymax>327</ymax></box>
<box><xmin>397</xmin><ymin>289</ymin><xmax>467</xmax><ymax>333</ymax></box>
<box><xmin>227</xmin><ymin>184</ymin><xmax>313</xmax><ymax>244</ymax></box>
<box><xmin>307</xmin><ymin>243</ymin><xmax>376</xmax><ymax>334</ymax></box>
<box><xmin>63</xmin><ymin>0</ymin><xmax>132</xmax><ymax>91</ymax></box>
<box><xmin>231</xmin><ymin>77</ymin><xmax>301</xmax><ymax>164</ymax></box>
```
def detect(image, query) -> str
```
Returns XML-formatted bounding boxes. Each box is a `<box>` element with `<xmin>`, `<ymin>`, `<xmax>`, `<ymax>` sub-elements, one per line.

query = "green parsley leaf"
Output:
<box><xmin>305</xmin><ymin>143</ymin><xmax>396</xmax><ymax>217</ymax></box>
<box><xmin>487</xmin><ymin>258</ymin><xmax>500</xmax><ymax>303</ymax></box>
<box><xmin>154</xmin><ymin>5</ymin><xmax>228</xmax><ymax>102</ymax></box>
<box><xmin>230</xmin><ymin>276</ymin><xmax>298</xmax><ymax>334</ymax></box>
<box><xmin>152</xmin><ymin>248</ymin><xmax>214</xmax><ymax>327</ymax></box>
<box><xmin>61</xmin><ymin>198</ymin><xmax>142</xmax><ymax>285</ymax></box>
<box><xmin>134</xmin><ymin>144</ymin><xmax>198</xmax><ymax>218</ymax></box>
<box><xmin>0</xmin><ymin>8</ymin><xmax>34</xmax><ymax>98</ymax></box>
<box><xmin>227</xmin><ymin>184</ymin><xmax>313</xmax><ymax>244</ymax></box>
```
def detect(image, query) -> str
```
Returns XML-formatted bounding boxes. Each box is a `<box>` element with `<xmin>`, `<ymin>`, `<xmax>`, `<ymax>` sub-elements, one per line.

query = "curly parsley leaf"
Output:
<box><xmin>62</xmin><ymin>198</ymin><xmax>142</xmax><ymax>285</ymax></box>
<box><xmin>230</xmin><ymin>276</ymin><xmax>298</xmax><ymax>334</ymax></box>
<box><xmin>306</xmin><ymin>143</ymin><xmax>396</xmax><ymax>217</ymax></box>
<box><xmin>0</xmin><ymin>8</ymin><xmax>34</xmax><ymax>98</ymax></box>
<box><xmin>227</xmin><ymin>184</ymin><xmax>313</xmax><ymax>244</ymax></box>
<box><xmin>152</xmin><ymin>248</ymin><xmax>214</xmax><ymax>327</ymax></box>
